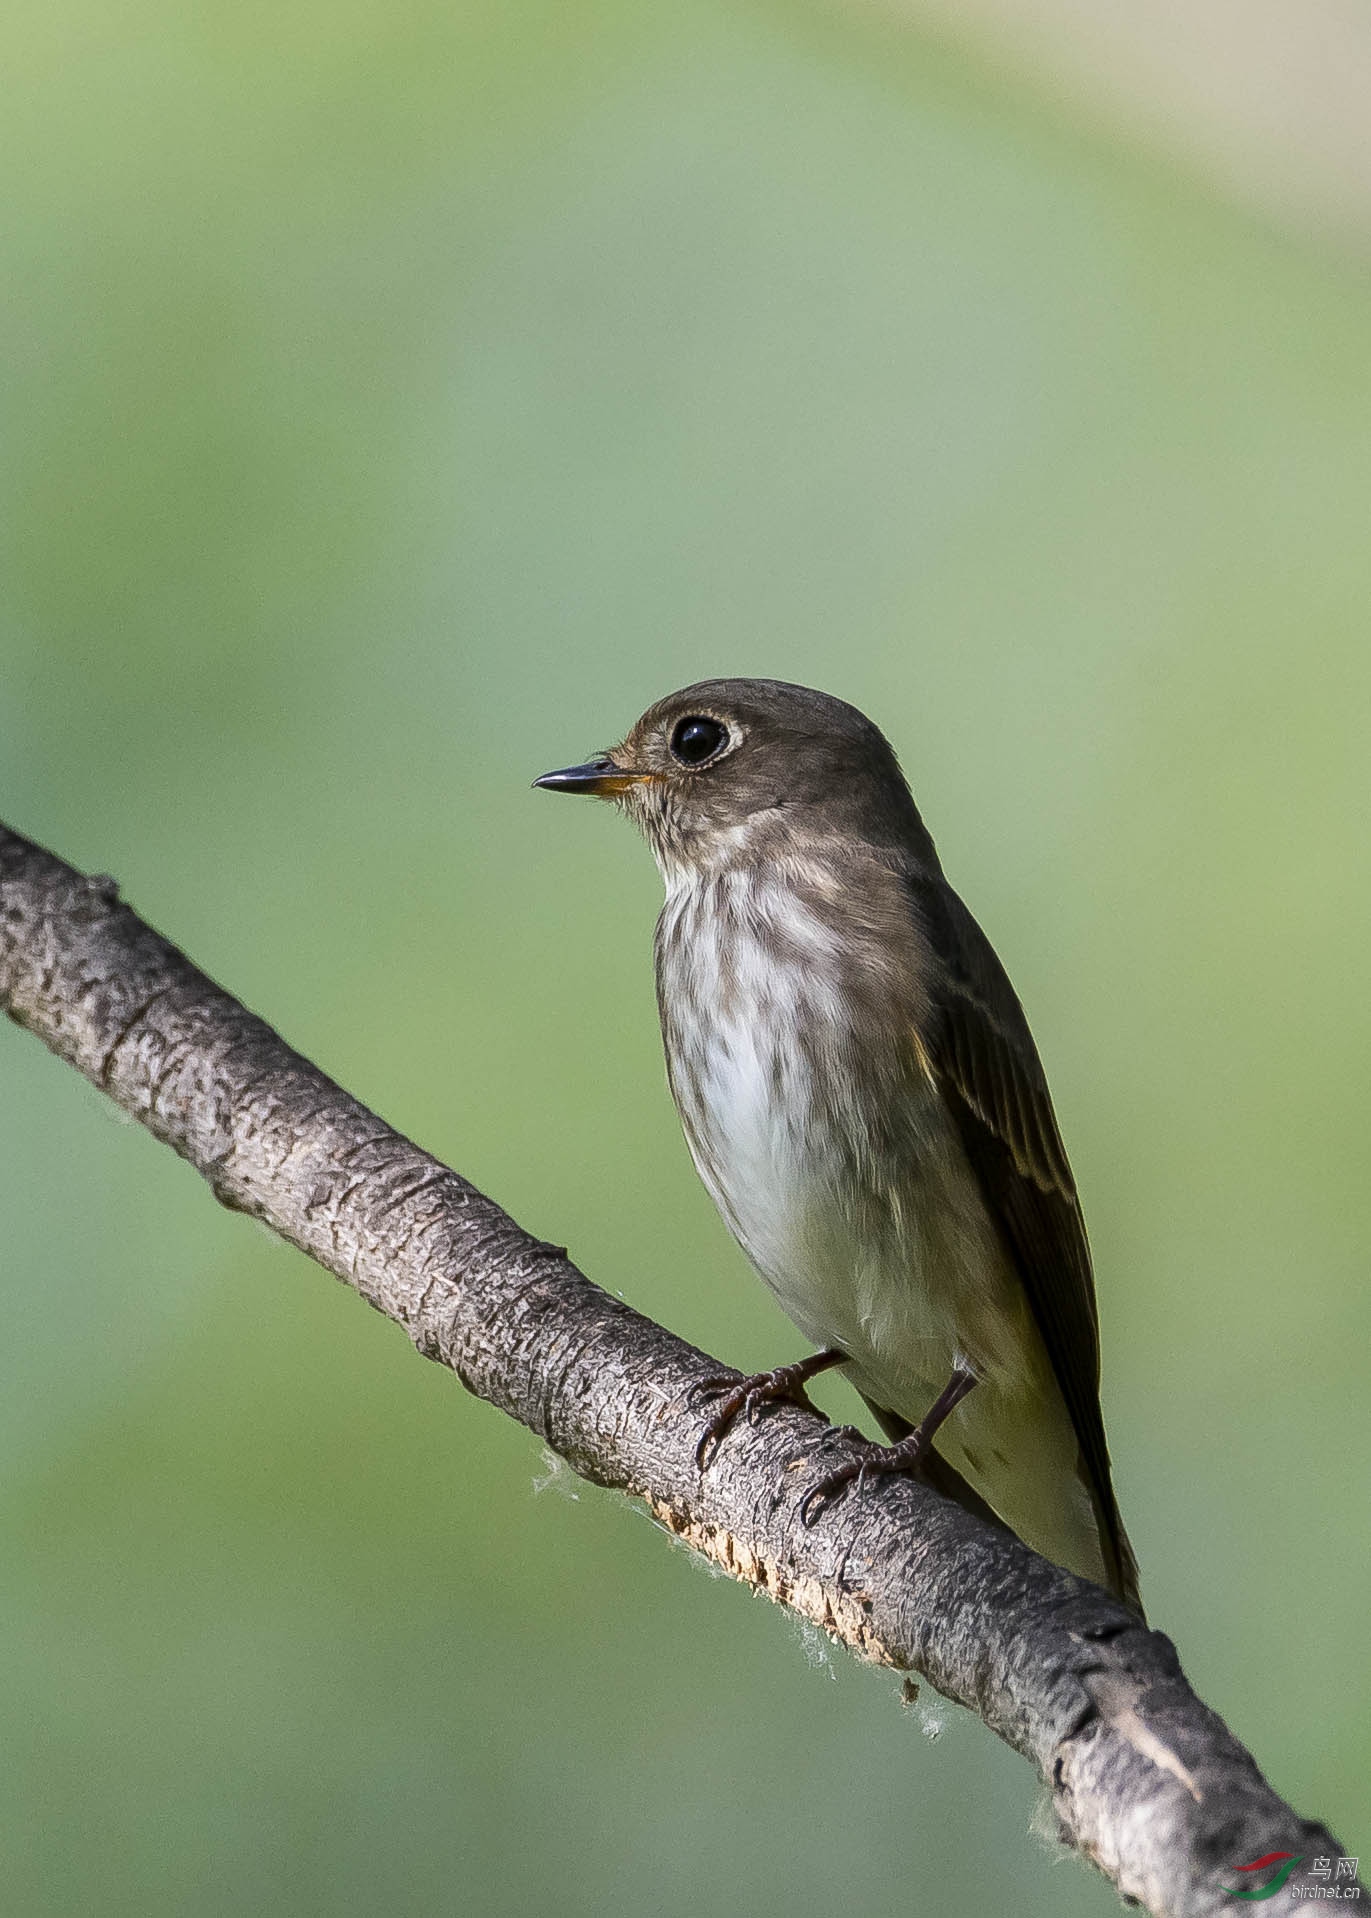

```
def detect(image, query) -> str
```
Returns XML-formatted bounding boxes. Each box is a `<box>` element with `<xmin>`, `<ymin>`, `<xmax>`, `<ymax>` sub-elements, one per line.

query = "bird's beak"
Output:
<box><xmin>533</xmin><ymin>755</ymin><xmax>652</xmax><ymax>797</ymax></box>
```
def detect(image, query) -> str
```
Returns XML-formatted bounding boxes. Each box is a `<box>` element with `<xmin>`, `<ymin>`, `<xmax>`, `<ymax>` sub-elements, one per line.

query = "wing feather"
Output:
<box><xmin>906</xmin><ymin>872</ymin><xmax>1141</xmax><ymax>1614</ymax></box>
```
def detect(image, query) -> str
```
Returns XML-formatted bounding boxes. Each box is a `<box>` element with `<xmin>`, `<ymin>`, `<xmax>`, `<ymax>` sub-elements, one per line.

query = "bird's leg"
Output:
<box><xmin>799</xmin><ymin>1366</ymin><xmax>978</xmax><ymax>1527</ymax></box>
<box><xmin>691</xmin><ymin>1348</ymin><xmax>848</xmax><ymax>1471</ymax></box>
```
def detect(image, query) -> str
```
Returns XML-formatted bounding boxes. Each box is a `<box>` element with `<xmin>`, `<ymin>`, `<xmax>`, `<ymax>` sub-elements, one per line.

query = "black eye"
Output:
<box><xmin>669</xmin><ymin>715</ymin><xmax>729</xmax><ymax>767</ymax></box>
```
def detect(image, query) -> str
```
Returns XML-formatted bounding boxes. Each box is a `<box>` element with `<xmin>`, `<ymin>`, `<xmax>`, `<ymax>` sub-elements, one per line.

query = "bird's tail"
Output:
<box><xmin>861</xmin><ymin>1394</ymin><xmax>1144</xmax><ymax>1620</ymax></box>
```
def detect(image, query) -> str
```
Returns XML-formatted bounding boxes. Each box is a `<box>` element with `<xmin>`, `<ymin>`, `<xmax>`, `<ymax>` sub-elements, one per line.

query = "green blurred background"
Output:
<box><xmin>2</xmin><ymin>0</ymin><xmax>1368</xmax><ymax>1910</ymax></box>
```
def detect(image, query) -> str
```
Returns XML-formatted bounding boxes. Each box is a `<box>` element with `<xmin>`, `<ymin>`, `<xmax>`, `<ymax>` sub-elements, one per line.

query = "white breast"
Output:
<box><xmin>665</xmin><ymin>903</ymin><xmax>828</xmax><ymax>1296</ymax></box>
<box><xmin>655</xmin><ymin>870</ymin><xmax>1011</xmax><ymax>1395</ymax></box>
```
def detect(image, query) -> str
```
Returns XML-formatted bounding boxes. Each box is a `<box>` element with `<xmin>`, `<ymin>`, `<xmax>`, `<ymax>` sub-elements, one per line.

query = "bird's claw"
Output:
<box><xmin>686</xmin><ymin>1373</ymin><xmax>736</xmax><ymax>1412</ymax></box>
<box><xmin>691</xmin><ymin>1361</ymin><xmax>824</xmax><ymax>1472</ymax></box>
<box><xmin>798</xmin><ymin>1434</ymin><xmax>930</xmax><ymax>1528</ymax></box>
<box><xmin>692</xmin><ymin>1379</ymin><xmax>752</xmax><ymax>1471</ymax></box>
<box><xmin>798</xmin><ymin>1460</ymin><xmax>861</xmax><ymax>1527</ymax></box>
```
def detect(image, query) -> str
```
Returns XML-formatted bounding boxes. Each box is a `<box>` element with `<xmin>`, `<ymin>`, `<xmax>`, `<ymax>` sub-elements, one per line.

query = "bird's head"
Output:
<box><xmin>534</xmin><ymin>677</ymin><xmax>929</xmax><ymax>876</ymax></box>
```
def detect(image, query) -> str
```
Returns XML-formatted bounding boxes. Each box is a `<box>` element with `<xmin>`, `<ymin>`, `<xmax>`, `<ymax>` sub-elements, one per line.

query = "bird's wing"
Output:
<box><xmin>906</xmin><ymin>870</ymin><xmax>1141</xmax><ymax>1613</ymax></box>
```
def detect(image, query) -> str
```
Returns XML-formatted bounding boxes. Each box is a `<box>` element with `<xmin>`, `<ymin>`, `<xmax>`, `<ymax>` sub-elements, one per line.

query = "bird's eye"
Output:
<box><xmin>669</xmin><ymin>715</ymin><xmax>729</xmax><ymax>767</ymax></box>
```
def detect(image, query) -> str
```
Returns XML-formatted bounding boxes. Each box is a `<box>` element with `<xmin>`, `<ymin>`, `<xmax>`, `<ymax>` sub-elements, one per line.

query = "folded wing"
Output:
<box><xmin>906</xmin><ymin>872</ymin><xmax>1142</xmax><ymax>1615</ymax></box>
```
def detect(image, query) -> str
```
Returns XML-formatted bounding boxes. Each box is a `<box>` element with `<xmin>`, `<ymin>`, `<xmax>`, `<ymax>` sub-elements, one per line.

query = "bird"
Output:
<box><xmin>535</xmin><ymin>678</ymin><xmax>1141</xmax><ymax>1614</ymax></box>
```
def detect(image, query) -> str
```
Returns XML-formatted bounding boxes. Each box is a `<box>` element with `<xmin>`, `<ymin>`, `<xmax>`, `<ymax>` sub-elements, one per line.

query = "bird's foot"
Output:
<box><xmin>798</xmin><ymin>1365</ymin><xmax>978</xmax><ymax>1527</ymax></box>
<box><xmin>798</xmin><ymin>1430</ymin><xmax>932</xmax><ymax>1527</ymax></box>
<box><xmin>691</xmin><ymin>1349</ymin><xmax>846</xmax><ymax>1472</ymax></box>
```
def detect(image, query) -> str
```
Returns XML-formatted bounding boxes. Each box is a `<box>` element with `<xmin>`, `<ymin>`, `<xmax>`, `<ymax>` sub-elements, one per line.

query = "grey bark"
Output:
<box><xmin>0</xmin><ymin>820</ymin><xmax>1356</xmax><ymax>1916</ymax></box>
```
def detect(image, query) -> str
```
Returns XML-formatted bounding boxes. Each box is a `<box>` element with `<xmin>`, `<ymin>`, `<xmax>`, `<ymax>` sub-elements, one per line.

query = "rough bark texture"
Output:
<box><xmin>0</xmin><ymin>821</ymin><xmax>1356</xmax><ymax>1916</ymax></box>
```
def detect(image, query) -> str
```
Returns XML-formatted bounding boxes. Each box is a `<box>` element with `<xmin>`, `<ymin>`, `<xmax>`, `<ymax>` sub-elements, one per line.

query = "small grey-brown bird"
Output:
<box><xmin>536</xmin><ymin>678</ymin><xmax>1141</xmax><ymax>1613</ymax></box>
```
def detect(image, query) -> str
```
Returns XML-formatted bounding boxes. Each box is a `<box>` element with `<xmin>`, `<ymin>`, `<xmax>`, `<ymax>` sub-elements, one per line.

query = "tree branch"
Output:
<box><xmin>0</xmin><ymin>821</ymin><xmax>1354</xmax><ymax>1916</ymax></box>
